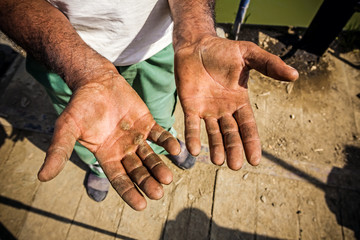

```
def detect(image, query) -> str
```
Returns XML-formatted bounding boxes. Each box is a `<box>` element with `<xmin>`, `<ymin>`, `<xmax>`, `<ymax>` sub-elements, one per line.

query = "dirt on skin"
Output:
<box><xmin>1</xmin><ymin>26</ymin><xmax>360</xmax><ymax>238</ymax></box>
<box><xmin>211</xmin><ymin>24</ymin><xmax>360</xmax><ymax>172</ymax></box>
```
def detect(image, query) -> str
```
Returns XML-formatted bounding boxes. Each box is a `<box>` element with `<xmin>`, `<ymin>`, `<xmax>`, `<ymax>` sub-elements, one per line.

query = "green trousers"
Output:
<box><xmin>26</xmin><ymin>44</ymin><xmax>177</xmax><ymax>178</ymax></box>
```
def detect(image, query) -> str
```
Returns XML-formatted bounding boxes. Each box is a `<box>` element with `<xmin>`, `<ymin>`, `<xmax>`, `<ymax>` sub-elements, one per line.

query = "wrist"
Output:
<box><xmin>62</xmin><ymin>54</ymin><xmax>119</xmax><ymax>92</ymax></box>
<box><xmin>173</xmin><ymin>31</ymin><xmax>217</xmax><ymax>53</ymax></box>
<box><xmin>169</xmin><ymin>0</ymin><xmax>217</xmax><ymax>52</ymax></box>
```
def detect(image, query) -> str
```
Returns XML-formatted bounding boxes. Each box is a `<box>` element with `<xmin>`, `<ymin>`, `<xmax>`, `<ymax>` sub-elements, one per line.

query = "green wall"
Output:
<box><xmin>215</xmin><ymin>0</ymin><xmax>360</xmax><ymax>30</ymax></box>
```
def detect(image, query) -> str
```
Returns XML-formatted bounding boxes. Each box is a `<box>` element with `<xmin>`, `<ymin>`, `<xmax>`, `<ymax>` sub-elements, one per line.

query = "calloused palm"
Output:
<box><xmin>175</xmin><ymin>37</ymin><xmax>298</xmax><ymax>169</ymax></box>
<box><xmin>38</xmin><ymin>75</ymin><xmax>180</xmax><ymax>211</ymax></box>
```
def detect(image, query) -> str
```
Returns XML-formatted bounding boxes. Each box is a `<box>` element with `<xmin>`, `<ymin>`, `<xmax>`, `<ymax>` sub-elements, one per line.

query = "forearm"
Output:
<box><xmin>168</xmin><ymin>0</ymin><xmax>217</xmax><ymax>51</ymax></box>
<box><xmin>0</xmin><ymin>0</ymin><xmax>116</xmax><ymax>90</ymax></box>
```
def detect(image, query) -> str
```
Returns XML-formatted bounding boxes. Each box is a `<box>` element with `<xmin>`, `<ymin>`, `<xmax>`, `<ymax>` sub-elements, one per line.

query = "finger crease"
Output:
<box><xmin>211</xmin><ymin>142</ymin><xmax>223</xmax><ymax>147</ymax></box>
<box><xmin>243</xmin><ymin>138</ymin><xmax>261</xmax><ymax>143</ymax></box>
<box><xmin>109</xmin><ymin>172</ymin><xmax>126</xmax><ymax>183</ymax></box>
<box><xmin>235</xmin><ymin>103</ymin><xmax>249</xmax><ymax>111</ymax></box>
<box><xmin>205</xmin><ymin>117</ymin><xmax>218</xmax><ymax>122</ymax></box>
<box><xmin>101</xmin><ymin>159</ymin><xmax>124</xmax><ymax>166</ymax></box>
<box><xmin>238</xmin><ymin>120</ymin><xmax>256</xmax><ymax>127</ymax></box>
<box><xmin>223</xmin><ymin>130</ymin><xmax>239</xmax><ymax>136</ymax></box>
<box><xmin>137</xmin><ymin>174</ymin><xmax>151</xmax><ymax>186</ymax></box>
<box><xmin>49</xmin><ymin>147</ymin><xmax>71</xmax><ymax>162</ymax></box>
<box><xmin>208</xmin><ymin>130</ymin><xmax>221</xmax><ymax>135</ymax></box>
<box><xmin>129</xmin><ymin>165</ymin><xmax>145</xmax><ymax>175</ymax></box>
<box><xmin>139</xmin><ymin>147</ymin><xmax>153</xmax><ymax>159</ymax></box>
<box><xmin>119</xmin><ymin>185</ymin><xmax>135</xmax><ymax>197</ymax></box>
<box><xmin>185</xmin><ymin>127</ymin><xmax>199</xmax><ymax>132</ymax></box>
<box><xmin>226</xmin><ymin>143</ymin><xmax>243</xmax><ymax>148</ymax></box>
<box><xmin>158</xmin><ymin>132</ymin><xmax>172</xmax><ymax>144</ymax></box>
<box><xmin>186</xmin><ymin>136</ymin><xmax>199</xmax><ymax>139</ymax></box>
<box><xmin>146</xmin><ymin>157</ymin><xmax>162</xmax><ymax>169</ymax></box>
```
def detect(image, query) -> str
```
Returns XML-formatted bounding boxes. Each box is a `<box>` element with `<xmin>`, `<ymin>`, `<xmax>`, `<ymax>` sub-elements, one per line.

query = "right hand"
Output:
<box><xmin>37</xmin><ymin>72</ymin><xmax>181</xmax><ymax>211</ymax></box>
<box><xmin>174</xmin><ymin>37</ymin><xmax>298</xmax><ymax>169</ymax></box>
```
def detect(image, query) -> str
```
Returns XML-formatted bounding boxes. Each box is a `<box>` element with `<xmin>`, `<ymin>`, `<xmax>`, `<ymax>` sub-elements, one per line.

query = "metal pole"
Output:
<box><xmin>299</xmin><ymin>0</ymin><xmax>357</xmax><ymax>56</ymax></box>
<box><xmin>233</xmin><ymin>0</ymin><xmax>250</xmax><ymax>40</ymax></box>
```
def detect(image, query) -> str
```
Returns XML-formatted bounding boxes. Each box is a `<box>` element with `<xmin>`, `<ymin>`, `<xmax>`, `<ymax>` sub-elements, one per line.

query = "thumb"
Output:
<box><xmin>38</xmin><ymin>113</ymin><xmax>79</xmax><ymax>181</ymax></box>
<box><xmin>242</xmin><ymin>42</ymin><xmax>299</xmax><ymax>82</ymax></box>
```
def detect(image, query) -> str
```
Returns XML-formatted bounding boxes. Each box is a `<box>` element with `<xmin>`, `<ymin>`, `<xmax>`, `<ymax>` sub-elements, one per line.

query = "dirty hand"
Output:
<box><xmin>175</xmin><ymin>36</ymin><xmax>298</xmax><ymax>169</ymax></box>
<box><xmin>37</xmin><ymin>73</ymin><xmax>180</xmax><ymax>211</ymax></box>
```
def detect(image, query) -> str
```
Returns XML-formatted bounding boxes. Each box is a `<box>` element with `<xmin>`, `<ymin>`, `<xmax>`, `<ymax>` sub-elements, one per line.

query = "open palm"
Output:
<box><xmin>38</xmin><ymin>75</ymin><xmax>180</xmax><ymax>211</ymax></box>
<box><xmin>175</xmin><ymin>36</ymin><xmax>298</xmax><ymax>169</ymax></box>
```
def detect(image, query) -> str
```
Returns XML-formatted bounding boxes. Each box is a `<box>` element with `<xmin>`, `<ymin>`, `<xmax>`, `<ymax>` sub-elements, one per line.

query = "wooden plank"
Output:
<box><xmin>255</xmin><ymin>174</ymin><xmax>299</xmax><ymax>239</ymax></box>
<box><xmin>18</xmin><ymin>155</ymin><xmax>86</xmax><ymax>240</ymax></box>
<box><xmin>66</xmin><ymin>187</ymin><xmax>124</xmax><ymax>240</ymax></box>
<box><xmin>211</xmin><ymin>164</ymin><xmax>349</xmax><ymax>240</ymax></box>
<box><xmin>153</xmin><ymin>160</ymin><xmax>216</xmax><ymax>240</ymax></box>
<box><xmin>161</xmin><ymin>165</ymin><xmax>189</xmax><ymax>240</ymax></box>
<box><xmin>185</xmin><ymin>163</ymin><xmax>216</xmax><ymax>240</ymax></box>
<box><xmin>0</xmin><ymin>131</ymin><xmax>44</xmax><ymax>238</ymax></box>
<box><xmin>296</xmin><ymin>181</ymin><xmax>343</xmax><ymax>239</ymax></box>
<box><xmin>116</xmin><ymin>188</ymin><xmax>171</xmax><ymax>240</ymax></box>
<box><xmin>210</xmin><ymin>168</ymin><xmax>257</xmax><ymax>240</ymax></box>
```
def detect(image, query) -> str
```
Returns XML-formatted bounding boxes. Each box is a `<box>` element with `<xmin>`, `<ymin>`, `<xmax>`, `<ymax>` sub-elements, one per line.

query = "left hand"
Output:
<box><xmin>38</xmin><ymin>73</ymin><xmax>180</xmax><ymax>211</ymax></box>
<box><xmin>174</xmin><ymin>36</ymin><xmax>298</xmax><ymax>170</ymax></box>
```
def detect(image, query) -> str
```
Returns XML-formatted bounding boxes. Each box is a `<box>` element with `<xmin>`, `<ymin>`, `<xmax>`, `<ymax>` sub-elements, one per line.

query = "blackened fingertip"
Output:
<box><xmin>142</xmin><ymin>179</ymin><xmax>164</xmax><ymax>200</ymax></box>
<box><xmin>162</xmin><ymin>137</ymin><xmax>181</xmax><ymax>156</ymax></box>
<box><xmin>122</xmin><ymin>190</ymin><xmax>147</xmax><ymax>211</ymax></box>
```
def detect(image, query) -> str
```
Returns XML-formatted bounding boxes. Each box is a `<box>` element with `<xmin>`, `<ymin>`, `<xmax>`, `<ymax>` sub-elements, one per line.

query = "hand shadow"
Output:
<box><xmin>326</xmin><ymin>145</ymin><xmax>360</xmax><ymax>239</ymax></box>
<box><xmin>162</xmin><ymin>208</ymin><xmax>281</xmax><ymax>240</ymax></box>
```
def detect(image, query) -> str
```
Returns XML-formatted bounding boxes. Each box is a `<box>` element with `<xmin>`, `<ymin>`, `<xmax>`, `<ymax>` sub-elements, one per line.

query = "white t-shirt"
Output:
<box><xmin>47</xmin><ymin>0</ymin><xmax>173</xmax><ymax>66</ymax></box>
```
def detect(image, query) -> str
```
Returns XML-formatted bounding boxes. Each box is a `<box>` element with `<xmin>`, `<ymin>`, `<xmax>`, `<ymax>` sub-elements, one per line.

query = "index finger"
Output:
<box><xmin>241</xmin><ymin>42</ymin><xmax>299</xmax><ymax>82</ymax></box>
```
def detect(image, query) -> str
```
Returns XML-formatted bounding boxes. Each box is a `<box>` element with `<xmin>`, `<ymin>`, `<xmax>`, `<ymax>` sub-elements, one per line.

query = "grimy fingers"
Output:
<box><xmin>234</xmin><ymin>103</ymin><xmax>261</xmax><ymax>166</ymax></box>
<box><xmin>38</xmin><ymin>113</ymin><xmax>79</xmax><ymax>181</ymax></box>
<box><xmin>184</xmin><ymin>114</ymin><xmax>201</xmax><ymax>156</ymax></box>
<box><xmin>219</xmin><ymin>114</ymin><xmax>244</xmax><ymax>170</ymax></box>
<box><xmin>205</xmin><ymin>117</ymin><xmax>225</xmax><ymax>165</ymax></box>
<box><xmin>137</xmin><ymin>142</ymin><xmax>173</xmax><ymax>185</ymax></box>
<box><xmin>242</xmin><ymin>42</ymin><xmax>299</xmax><ymax>82</ymax></box>
<box><xmin>122</xmin><ymin>153</ymin><xmax>164</xmax><ymax>200</ymax></box>
<box><xmin>101</xmin><ymin>157</ymin><xmax>147</xmax><ymax>211</ymax></box>
<box><xmin>148</xmin><ymin>123</ymin><xmax>180</xmax><ymax>156</ymax></box>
